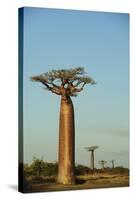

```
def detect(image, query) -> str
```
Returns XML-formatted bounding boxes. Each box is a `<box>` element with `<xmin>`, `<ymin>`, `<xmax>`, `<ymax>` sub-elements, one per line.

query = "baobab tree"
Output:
<box><xmin>99</xmin><ymin>160</ymin><xmax>107</xmax><ymax>170</ymax></box>
<box><xmin>85</xmin><ymin>146</ymin><xmax>98</xmax><ymax>171</ymax></box>
<box><xmin>31</xmin><ymin>67</ymin><xmax>95</xmax><ymax>184</ymax></box>
<box><xmin>110</xmin><ymin>160</ymin><xmax>115</xmax><ymax>169</ymax></box>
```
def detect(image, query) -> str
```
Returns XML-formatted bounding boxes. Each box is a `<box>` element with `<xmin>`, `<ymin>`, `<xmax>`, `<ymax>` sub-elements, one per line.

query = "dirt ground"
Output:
<box><xmin>23</xmin><ymin>173</ymin><xmax>129</xmax><ymax>193</ymax></box>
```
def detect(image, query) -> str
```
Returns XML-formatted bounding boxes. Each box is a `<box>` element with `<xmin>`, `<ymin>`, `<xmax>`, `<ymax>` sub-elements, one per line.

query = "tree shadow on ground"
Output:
<box><xmin>75</xmin><ymin>179</ymin><xmax>86</xmax><ymax>184</ymax></box>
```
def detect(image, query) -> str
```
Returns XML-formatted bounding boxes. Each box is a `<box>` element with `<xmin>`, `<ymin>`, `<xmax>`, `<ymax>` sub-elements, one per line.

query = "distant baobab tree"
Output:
<box><xmin>31</xmin><ymin>67</ymin><xmax>95</xmax><ymax>184</ymax></box>
<box><xmin>85</xmin><ymin>146</ymin><xmax>98</xmax><ymax>171</ymax></box>
<box><xmin>99</xmin><ymin>160</ymin><xmax>107</xmax><ymax>170</ymax></box>
<box><xmin>110</xmin><ymin>160</ymin><xmax>115</xmax><ymax>169</ymax></box>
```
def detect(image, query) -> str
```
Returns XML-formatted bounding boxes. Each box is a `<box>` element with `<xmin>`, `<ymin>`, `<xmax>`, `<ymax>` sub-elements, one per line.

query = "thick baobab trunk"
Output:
<box><xmin>90</xmin><ymin>150</ymin><xmax>94</xmax><ymax>170</ymax></box>
<box><xmin>58</xmin><ymin>96</ymin><xmax>75</xmax><ymax>184</ymax></box>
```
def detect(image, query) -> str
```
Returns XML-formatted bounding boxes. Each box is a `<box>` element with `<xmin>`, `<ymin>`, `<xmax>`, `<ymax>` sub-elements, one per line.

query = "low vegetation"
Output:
<box><xmin>19</xmin><ymin>157</ymin><xmax>129</xmax><ymax>193</ymax></box>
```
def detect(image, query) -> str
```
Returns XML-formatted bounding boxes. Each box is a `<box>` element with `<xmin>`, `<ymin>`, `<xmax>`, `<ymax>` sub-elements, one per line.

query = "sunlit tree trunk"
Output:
<box><xmin>58</xmin><ymin>96</ymin><xmax>75</xmax><ymax>184</ymax></box>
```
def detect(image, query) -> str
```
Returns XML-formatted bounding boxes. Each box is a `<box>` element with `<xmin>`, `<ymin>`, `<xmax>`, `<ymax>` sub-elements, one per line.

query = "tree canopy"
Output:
<box><xmin>85</xmin><ymin>146</ymin><xmax>99</xmax><ymax>151</ymax></box>
<box><xmin>31</xmin><ymin>67</ymin><xmax>95</xmax><ymax>97</ymax></box>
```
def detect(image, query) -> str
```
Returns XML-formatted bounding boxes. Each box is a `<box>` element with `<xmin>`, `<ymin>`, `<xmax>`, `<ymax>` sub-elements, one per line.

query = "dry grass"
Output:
<box><xmin>23</xmin><ymin>173</ymin><xmax>129</xmax><ymax>193</ymax></box>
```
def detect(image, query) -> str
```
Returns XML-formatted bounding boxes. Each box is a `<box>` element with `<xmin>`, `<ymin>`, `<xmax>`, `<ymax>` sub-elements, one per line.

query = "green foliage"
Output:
<box><xmin>30</xmin><ymin>157</ymin><xmax>46</xmax><ymax>177</ymax></box>
<box><xmin>31</xmin><ymin>67</ymin><xmax>95</xmax><ymax>83</ymax></box>
<box><xmin>24</xmin><ymin>157</ymin><xmax>58</xmax><ymax>177</ymax></box>
<box><xmin>42</xmin><ymin>162</ymin><xmax>58</xmax><ymax>176</ymax></box>
<box><xmin>42</xmin><ymin>67</ymin><xmax>85</xmax><ymax>80</ymax></box>
<box><xmin>85</xmin><ymin>146</ymin><xmax>99</xmax><ymax>151</ymax></box>
<box><xmin>31</xmin><ymin>67</ymin><xmax>96</xmax><ymax>97</ymax></box>
<box><xmin>75</xmin><ymin>164</ymin><xmax>89</xmax><ymax>175</ymax></box>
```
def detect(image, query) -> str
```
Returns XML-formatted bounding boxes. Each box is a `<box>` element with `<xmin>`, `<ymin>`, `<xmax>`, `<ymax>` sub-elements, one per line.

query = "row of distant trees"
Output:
<box><xmin>22</xmin><ymin>157</ymin><xmax>129</xmax><ymax>179</ymax></box>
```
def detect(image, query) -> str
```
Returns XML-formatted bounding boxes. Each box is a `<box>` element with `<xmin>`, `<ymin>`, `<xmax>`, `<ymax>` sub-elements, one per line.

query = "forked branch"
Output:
<box><xmin>31</xmin><ymin>67</ymin><xmax>96</xmax><ymax>97</ymax></box>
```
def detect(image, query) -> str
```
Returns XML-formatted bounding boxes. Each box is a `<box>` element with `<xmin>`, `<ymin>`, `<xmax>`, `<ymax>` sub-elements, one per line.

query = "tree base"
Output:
<box><xmin>57</xmin><ymin>176</ymin><xmax>75</xmax><ymax>185</ymax></box>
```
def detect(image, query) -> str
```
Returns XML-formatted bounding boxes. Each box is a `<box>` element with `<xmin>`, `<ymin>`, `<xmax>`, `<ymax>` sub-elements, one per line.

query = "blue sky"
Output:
<box><xmin>22</xmin><ymin>7</ymin><xmax>129</xmax><ymax>168</ymax></box>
